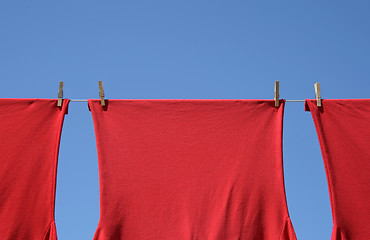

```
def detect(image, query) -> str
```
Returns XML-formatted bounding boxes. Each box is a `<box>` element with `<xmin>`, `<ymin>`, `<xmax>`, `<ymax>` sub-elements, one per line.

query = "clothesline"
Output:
<box><xmin>69</xmin><ymin>99</ymin><xmax>306</xmax><ymax>102</ymax></box>
<box><xmin>59</xmin><ymin>81</ymin><xmax>315</xmax><ymax>106</ymax></box>
<box><xmin>58</xmin><ymin>81</ymin><xmax>320</xmax><ymax>107</ymax></box>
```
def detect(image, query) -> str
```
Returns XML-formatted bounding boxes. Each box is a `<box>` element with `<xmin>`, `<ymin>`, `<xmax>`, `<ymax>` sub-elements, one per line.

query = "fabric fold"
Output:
<box><xmin>330</xmin><ymin>224</ymin><xmax>348</xmax><ymax>240</ymax></box>
<box><xmin>0</xmin><ymin>99</ymin><xmax>69</xmax><ymax>240</ymax></box>
<box><xmin>90</xmin><ymin>99</ymin><xmax>296</xmax><ymax>240</ymax></box>
<box><xmin>280</xmin><ymin>217</ymin><xmax>297</xmax><ymax>240</ymax></box>
<box><xmin>43</xmin><ymin>221</ymin><xmax>58</xmax><ymax>240</ymax></box>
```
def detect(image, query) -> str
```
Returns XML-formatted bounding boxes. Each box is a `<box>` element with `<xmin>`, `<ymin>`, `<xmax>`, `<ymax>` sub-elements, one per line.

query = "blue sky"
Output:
<box><xmin>1</xmin><ymin>1</ymin><xmax>369</xmax><ymax>239</ymax></box>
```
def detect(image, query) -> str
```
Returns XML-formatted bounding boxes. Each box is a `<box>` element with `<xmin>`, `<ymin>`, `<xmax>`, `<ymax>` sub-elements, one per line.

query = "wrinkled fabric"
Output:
<box><xmin>280</xmin><ymin>217</ymin><xmax>296</xmax><ymax>240</ymax></box>
<box><xmin>90</xmin><ymin>99</ymin><xmax>296</xmax><ymax>240</ymax></box>
<box><xmin>0</xmin><ymin>99</ymin><xmax>69</xmax><ymax>240</ymax></box>
<box><xmin>306</xmin><ymin>99</ymin><xmax>370</xmax><ymax>240</ymax></box>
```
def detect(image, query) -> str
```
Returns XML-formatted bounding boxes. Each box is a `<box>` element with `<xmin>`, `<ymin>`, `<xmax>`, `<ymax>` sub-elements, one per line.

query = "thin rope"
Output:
<box><xmin>70</xmin><ymin>99</ymin><xmax>306</xmax><ymax>102</ymax></box>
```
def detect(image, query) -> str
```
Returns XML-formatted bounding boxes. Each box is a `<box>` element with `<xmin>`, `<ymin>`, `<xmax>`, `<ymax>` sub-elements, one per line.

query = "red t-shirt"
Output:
<box><xmin>90</xmin><ymin>99</ymin><xmax>296</xmax><ymax>240</ymax></box>
<box><xmin>306</xmin><ymin>99</ymin><xmax>370</xmax><ymax>240</ymax></box>
<box><xmin>0</xmin><ymin>99</ymin><xmax>69</xmax><ymax>240</ymax></box>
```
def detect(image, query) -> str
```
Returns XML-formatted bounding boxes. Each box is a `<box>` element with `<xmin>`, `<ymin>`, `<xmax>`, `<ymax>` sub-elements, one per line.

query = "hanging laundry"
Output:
<box><xmin>89</xmin><ymin>99</ymin><xmax>296</xmax><ymax>240</ymax></box>
<box><xmin>306</xmin><ymin>99</ymin><xmax>370</xmax><ymax>240</ymax></box>
<box><xmin>0</xmin><ymin>99</ymin><xmax>69</xmax><ymax>240</ymax></box>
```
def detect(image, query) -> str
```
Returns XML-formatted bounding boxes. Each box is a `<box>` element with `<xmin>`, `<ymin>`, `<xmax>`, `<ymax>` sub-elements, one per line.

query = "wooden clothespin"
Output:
<box><xmin>274</xmin><ymin>80</ymin><xmax>280</xmax><ymax>107</ymax></box>
<box><xmin>314</xmin><ymin>82</ymin><xmax>321</xmax><ymax>107</ymax></box>
<box><xmin>99</xmin><ymin>81</ymin><xmax>106</xmax><ymax>107</ymax></box>
<box><xmin>57</xmin><ymin>81</ymin><xmax>64</xmax><ymax>107</ymax></box>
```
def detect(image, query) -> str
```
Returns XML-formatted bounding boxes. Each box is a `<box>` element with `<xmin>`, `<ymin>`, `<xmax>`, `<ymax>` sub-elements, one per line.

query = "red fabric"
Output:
<box><xmin>0</xmin><ymin>99</ymin><xmax>69</xmax><ymax>240</ymax></box>
<box><xmin>89</xmin><ymin>99</ymin><xmax>296</xmax><ymax>240</ymax></box>
<box><xmin>306</xmin><ymin>100</ymin><xmax>370</xmax><ymax>240</ymax></box>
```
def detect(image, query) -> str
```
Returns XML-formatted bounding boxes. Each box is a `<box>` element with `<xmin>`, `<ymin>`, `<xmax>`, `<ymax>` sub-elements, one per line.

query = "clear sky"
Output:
<box><xmin>1</xmin><ymin>1</ymin><xmax>369</xmax><ymax>239</ymax></box>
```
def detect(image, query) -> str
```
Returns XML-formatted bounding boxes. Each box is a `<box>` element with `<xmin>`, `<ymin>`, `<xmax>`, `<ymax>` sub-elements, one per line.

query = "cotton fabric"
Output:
<box><xmin>0</xmin><ymin>99</ymin><xmax>69</xmax><ymax>240</ymax></box>
<box><xmin>89</xmin><ymin>99</ymin><xmax>296</xmax><ymax>240</ymax></box>
<box><xmin>306</xmin><ymin>99</ymin><xmax>370</xmax><ymax>240</ymax></box>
